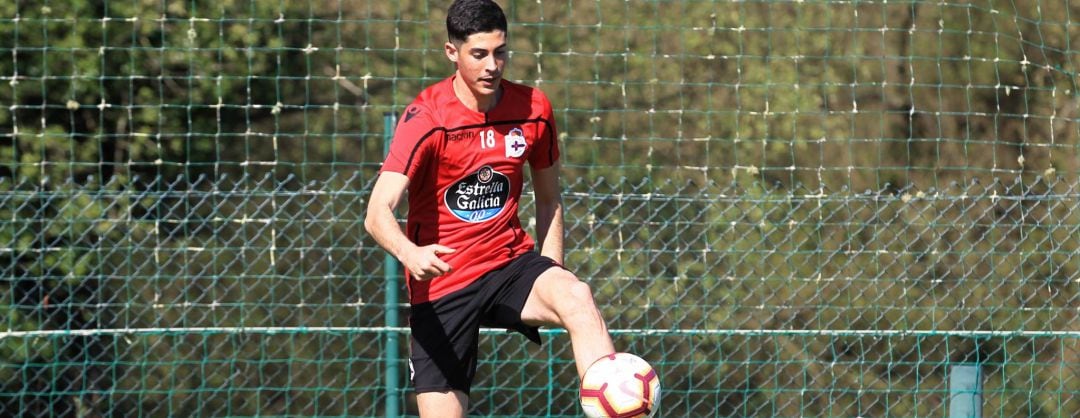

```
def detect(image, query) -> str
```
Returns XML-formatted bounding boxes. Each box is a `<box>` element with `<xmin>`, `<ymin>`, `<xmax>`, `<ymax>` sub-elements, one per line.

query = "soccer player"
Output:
<box><xmin>363</xmin><ymin>0</ymin><xmax>616</xmax><ymax>416</ymax></box>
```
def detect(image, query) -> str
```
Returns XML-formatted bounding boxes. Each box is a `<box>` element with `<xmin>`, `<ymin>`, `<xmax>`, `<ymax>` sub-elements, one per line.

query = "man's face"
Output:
<box><xmin>446</xmin><ymin>30</ymin><xmax>508</xmax><ymax>98</ymax></box>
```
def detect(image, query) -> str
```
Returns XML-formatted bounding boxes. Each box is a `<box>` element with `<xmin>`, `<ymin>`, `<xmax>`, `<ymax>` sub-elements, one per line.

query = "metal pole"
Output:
<box><xmin>948</xmin><ymin>363</ymin><xmax>983</xmax><ymax>418</ymax></box>
<box><xmin>382</xmin><ymin>112</ymin><xmax>401</xmax><ymax>417</ymax></box>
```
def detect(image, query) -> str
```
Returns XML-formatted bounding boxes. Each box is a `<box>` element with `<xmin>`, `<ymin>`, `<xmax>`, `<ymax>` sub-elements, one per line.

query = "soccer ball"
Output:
<box><xmin>579</xmin><ymin>353</ymin><xmax>661</xmax><ymax>418</ymax></box>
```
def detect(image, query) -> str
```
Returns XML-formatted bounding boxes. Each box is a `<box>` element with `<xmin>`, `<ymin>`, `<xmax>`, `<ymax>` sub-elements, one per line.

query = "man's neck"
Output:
<box><xmin>452</xmin><ymin>75</ymin><xmax>501</xmax><ymax>113</ymax></box>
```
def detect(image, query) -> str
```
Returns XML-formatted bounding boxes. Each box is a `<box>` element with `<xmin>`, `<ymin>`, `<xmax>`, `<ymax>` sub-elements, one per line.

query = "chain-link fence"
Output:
<box><xmin>2</xmin><ymin>173</ymin><xmax>1077</xmax><ymax>416</ymax></box>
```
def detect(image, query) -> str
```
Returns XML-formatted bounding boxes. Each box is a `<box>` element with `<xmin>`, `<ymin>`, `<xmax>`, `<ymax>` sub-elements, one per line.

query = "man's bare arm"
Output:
<box><xmin>364</xmin><ymin>172</ymin><xmax>455</xmax><ymax>280</ymax></box>
<box><xmin>530</xmin><ymin>161</ymin><xmax>564</xmax><ymax>265</ymax></box>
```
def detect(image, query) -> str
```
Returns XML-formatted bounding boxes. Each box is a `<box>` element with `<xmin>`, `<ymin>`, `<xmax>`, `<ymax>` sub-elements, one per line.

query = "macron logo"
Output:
<box><xmin>403</xmin><ymin>106</ymin><xmax>421</xmax><ymax>123</ymax></box>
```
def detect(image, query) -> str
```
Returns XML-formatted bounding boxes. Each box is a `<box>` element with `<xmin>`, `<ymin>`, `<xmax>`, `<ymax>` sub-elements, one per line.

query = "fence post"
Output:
<box><xmin>948</xmin><ymin>363</ymin><xmax>982</xmax><ymax>418</ymax></box>
<box><xmin>382</xmin><ymin>112</ymin><xmax>401</xmax><ymax>417</ymax></box>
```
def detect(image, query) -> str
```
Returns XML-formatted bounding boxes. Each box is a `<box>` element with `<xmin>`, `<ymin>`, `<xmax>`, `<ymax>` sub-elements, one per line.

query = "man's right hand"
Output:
<box><xmin>401</xmin><ymin>244</ymin><xmax>456</xmax><ymax>281</ymax></box>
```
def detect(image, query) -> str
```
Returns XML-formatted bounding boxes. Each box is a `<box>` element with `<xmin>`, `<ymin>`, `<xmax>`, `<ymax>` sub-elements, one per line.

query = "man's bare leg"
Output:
<box><xmin>417</xmin><ymin>390</ymin><xmax>468</xmax><ymax>418</ymax></box>
<box><xmin>520</xmin><ymin>267</ymin><xmax>616</xmax><ymax>379</ymax></box>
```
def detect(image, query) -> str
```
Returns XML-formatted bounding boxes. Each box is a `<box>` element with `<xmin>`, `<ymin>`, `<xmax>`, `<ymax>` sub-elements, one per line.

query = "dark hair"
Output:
<box><xmin>446</xmin><ymin>0</ymin><xmax>508</xmax><ymax>44</ymax></box>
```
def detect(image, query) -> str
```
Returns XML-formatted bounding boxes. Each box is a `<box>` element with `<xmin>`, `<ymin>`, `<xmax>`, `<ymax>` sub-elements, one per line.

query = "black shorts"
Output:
<box><xmin>408</xmin><ymin>251</ymin><xmax>559</xmax><ymax>394</ymax></box>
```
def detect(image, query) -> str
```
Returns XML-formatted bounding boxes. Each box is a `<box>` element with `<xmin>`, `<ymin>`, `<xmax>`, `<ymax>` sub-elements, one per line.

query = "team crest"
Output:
<box><xmin>504</xmin><ymin>128</ymin><xmax>527</xmax><ymax>158</ymax></box>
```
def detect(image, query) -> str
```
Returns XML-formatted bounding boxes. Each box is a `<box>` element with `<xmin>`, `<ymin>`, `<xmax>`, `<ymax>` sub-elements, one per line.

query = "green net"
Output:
<box><xmin>1</xmin><ymin>0</ymin><xmax>1079</xmax><ymax>416</ymax></box>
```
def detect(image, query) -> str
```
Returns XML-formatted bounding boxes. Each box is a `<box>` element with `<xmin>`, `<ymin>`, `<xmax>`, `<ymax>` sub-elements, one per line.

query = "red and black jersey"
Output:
<box><xmin>381</xmin><ymin>76</ymin><xmax>560</xmax><ymax>303</ymax></box>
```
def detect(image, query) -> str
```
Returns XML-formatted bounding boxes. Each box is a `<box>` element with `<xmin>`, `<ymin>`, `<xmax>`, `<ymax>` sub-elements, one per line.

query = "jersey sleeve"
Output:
<box><xmin>528</xmin><ymin>94</ymin><xmax>560</xmax><ymax>169</ymax></box>
<box><xmin>381</xmin><ymin>103</ymin><xmax>439</xmax><ymax>178</ymax></box>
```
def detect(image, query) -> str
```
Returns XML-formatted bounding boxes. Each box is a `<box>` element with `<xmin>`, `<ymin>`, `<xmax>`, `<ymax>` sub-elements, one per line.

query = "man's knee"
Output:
<box><xmin>528</xmin><ymin>268</ymin><xmax>602</xmax><ymax>326</ymax></box>
<box><xmin>565</xmin><ymin>280</ymin><xmax>596</xmax><ymax>306</ymax></box>
<box><xmin>553</xmin><ymin>279</ymin><xmax>602</xmax><ymax>324</ymax></box>
<box><xmin>539</xmin><ymin>270</ymin><xmax>593</xmax><ymax>306</ymax></box>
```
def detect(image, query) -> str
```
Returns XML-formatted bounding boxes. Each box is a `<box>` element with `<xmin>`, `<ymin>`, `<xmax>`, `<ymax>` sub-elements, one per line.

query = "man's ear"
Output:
<box><xmin>444</xmin><ymin>41</ymin><xmax>459</xmax><ymax>64</ymax></box>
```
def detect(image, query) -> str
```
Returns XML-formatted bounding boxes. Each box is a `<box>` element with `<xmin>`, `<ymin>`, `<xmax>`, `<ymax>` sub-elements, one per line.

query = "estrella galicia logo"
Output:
<box><xmin>445</xmin><ymin>165</ymin><xmax>510</xmax><ymax>223</ymax></box>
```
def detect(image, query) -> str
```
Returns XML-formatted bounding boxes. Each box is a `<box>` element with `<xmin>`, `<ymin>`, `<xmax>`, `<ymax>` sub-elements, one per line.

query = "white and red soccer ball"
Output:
<box><xmin>579</xmin><ymin>353</ymin><xmax>661</xmax><ymax>418</ymax></box>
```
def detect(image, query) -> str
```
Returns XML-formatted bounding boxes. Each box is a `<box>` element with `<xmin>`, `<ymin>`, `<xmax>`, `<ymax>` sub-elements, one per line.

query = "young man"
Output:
<box><xmin>363</xmin><ymin>0</ymin><xmax>616</xmax><ymax>416</ymax></box>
